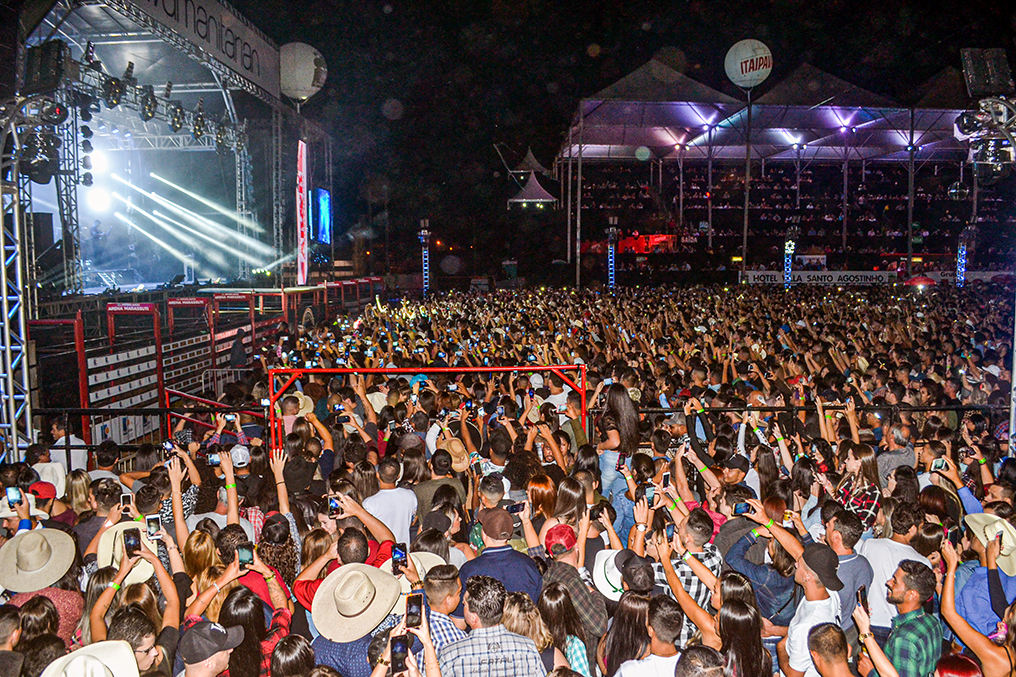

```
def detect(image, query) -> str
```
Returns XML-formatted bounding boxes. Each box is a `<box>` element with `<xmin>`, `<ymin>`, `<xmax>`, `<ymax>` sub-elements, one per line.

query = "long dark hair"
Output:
<box><xmin>219</xmin><ymin>587</ymin><xmax>267</xmax><ymax>677</ymax></box>
<box><xmin>538</xmin><ymin>582</ymin><xmax>586</xmax><ymax>653</ymax></box>
<box><xmin>603</xmin><ymin>592</ymin><xmax>650</xmax><ymax>677</ymax></box>
<box><xmin>604</xmin><ymin>384</ymin><xmax>639</xmax><ymax>455</ymax></box>
<box><xmin>271</xmin><ymin>635</ymin><xmax>315</xmax><ymax>677</ymax></box>
<box><xmin>719</xmin><ymin>599</ymin><xmax>769</xmax><ymax>677</ymax></box>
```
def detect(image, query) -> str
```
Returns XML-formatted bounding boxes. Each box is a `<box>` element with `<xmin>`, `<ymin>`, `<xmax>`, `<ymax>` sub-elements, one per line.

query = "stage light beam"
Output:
<box><xmin>149</xmin><ymin>172</ymin><xmax>265</xmax><ymax>233</ymax></box>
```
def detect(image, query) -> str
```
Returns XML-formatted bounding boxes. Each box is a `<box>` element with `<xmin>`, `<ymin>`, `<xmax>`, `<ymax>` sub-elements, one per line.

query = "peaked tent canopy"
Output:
<box><xmin>513</xmin><ymin>148</ymin><xmax>552</xmax><ymax>177</ymax></box>
<box><xmin>508</xmin><ymin>172</ymin><xmax>558</xmax><ymax>207</ymax></box>
<box><xmin>559</xmin><ymin>51</ymin><xmax>971</xmax><ymax>164</ymax></box>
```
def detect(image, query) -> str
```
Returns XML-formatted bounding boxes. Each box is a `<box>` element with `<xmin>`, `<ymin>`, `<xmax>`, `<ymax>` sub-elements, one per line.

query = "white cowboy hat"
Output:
<box><xmin>592</xmin><ymin>549</ymin><xmax>626</xmax><ymax>601</ymax></box>
<box><xmin>311</xmin><ymin>564</ymin><xmax>402</xmax><ymax>643</ymax></box>
<box><xmin>41</xmin><ymin>640</ymin><xmax>138</xmax><ymax>677</ymax></box>
<box><xmin>0</xmin><ymin>529</ymin><xmax>76</xmax><ymax>593</ymax></box>
<box><xmin>378</xmin><ymin>551</ymin><xmax>446</xmax><ymax>614</ymax></box>
<box><xmin>97</xmin><ymin>521</ymin><xmax>159</xmax><ymax>585</ymax></box>
<box><xmin>0</xmin><ymin>494</ymin><xmax>49</xmax><ymax>520</ymax></box>
<box><xmin>965</xmin><ymin>513</ymin><xmax>1016</xmax><ymax>576</ymax></box>
<box><xmin>292</xmin><ymin>391</ymin><xmax>315</xmax><ymax>417</ymax></box>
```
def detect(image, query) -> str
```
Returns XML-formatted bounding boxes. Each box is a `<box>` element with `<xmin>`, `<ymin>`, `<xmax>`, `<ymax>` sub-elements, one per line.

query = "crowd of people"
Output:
<box><xmin>0</xmin><ymin>283</ymin><xmax>1015</xmax><ymax>677</ymax></box>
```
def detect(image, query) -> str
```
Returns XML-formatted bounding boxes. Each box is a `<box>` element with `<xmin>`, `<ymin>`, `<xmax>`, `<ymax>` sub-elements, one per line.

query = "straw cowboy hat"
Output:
<box><xmin>966</xmin><ymin>513</ymin><xmax>1016</xmax><ymax>576</ymax></box>
<box><xmin>0</xmin><ymin>494</ymin><xmax>49</xmax><ymax>520</ymax></box>
<box><xmin>292</xmin><ymin>391</ymin><xmax>315</xmax><ymax>417</ymax></box>
<box><xmin>0</xmin><ymin>528</ymin><xmax>76</xmax><ymax>593</ymax></box>
<box><xmin>378</xmin><ymin>551</ymin><xmax>446</xmax><ymax>614</ymax></box>
<box><xmin>41</xmin><ymin>640</ymin><xmax>139</xmax><ymax>677</ymax></box>
<box><xmin>437</xmin><ymin>438</ymin><xmax>469</xmax><ymax>474</ymax></box>
<box><xmin>97</xmin><ymin>521</ymin><xmax>159</xmax><ymax>585</ymax></box>
<box><xmin>311</xmin><ymin>564</ymin><xmax>402</xmax><ymax>643</ymax></box>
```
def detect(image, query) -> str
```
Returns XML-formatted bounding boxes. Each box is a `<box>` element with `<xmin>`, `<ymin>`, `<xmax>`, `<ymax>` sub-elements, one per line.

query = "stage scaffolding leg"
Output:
<box><xmin>566</xmin><ymin>125</ymin><xmax>572</xmax><ymax>264</ymax></box>
<box><xmin>271</xmin><ymin>107</ymin><xmax>284</xmax><ymax>286</ymax></box>
<box><xmin>55</xmin><ymin>90</ymin><xmax>82</xmax><ymax>293</ymax></box>
<box><xmin>841</xmin><ymin>135</ymin><xmax>849</xmax><ymax>257</ymax></box>
<box><xmin>1</xmin><ymin>118</ymin><xmax>34</xmax><ymax>461</ymax></box>
<box><xmin>575</xmin><ymin>106</ymin><xmax>583</xmax><ymax>288</ymax></box>
<box><xmin>906</xmin><ymin>108</ymin><xmax>915</xmax><ymax>278</ymax></box>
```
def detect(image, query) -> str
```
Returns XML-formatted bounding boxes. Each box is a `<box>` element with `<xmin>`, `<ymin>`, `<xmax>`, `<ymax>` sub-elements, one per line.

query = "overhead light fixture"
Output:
<box><xmin>81</xmin><ymin>172</ymin><xmax>93</xmax><ymax>187</ymax></box>
<box><xmin>39</xmin><ymin>100</ymin><xmax>68</xmax><ymax>125</ymax></box>
<box><xmin>163</xmin><ymin>82</ymin><xmax>173</xmax><ymax>99</ymax></box>
<box><xmin>167</xmin><ymin>101</ymin><xmax>184</xmax><ymax>132</ymax></box>
<box><xmin>191</xmin><ymin>98</ymin><xmax>205</xmax><ymax>140</ymax></box>
<box><xmin>84</xmin><ymin>41</ymin><xmax>96</xmax><ymax>64</ymax></box>
<box><xmin>82</xmin><ymin>156</ymin><xmax>92</xmax><ymax>170</ymax></box>
<box><xmin>103</xmin><ymin>75</ymin><xmax>125</xmax><ymax>108</ymax></box>
<box><xmin>80</xmin><ymin>125</ymin><xmax>92</xmax><ymax>139</ymax></box>
<box><xmin>215</xmin><ymin>121</ymin><xmax>228</xmax><ymax>151</ymax></box>
<box><xmin>19</xmin><ymin>130</ymin><xmax>60</xmax><ymax>185</ymax></box>
<box><xmin>139</xmin><ymin>85</ymin><xmax>156</xmax><ymax>121</ymax></box>
<box><xmin>122</xmin><ymin>61</ymin><xmax>134</xmax><ymax>84</ymax></box>
<box><xmin>81</xmin><ymin>139</ymin><xmax>93</xmax><ymax>153</ymax></box>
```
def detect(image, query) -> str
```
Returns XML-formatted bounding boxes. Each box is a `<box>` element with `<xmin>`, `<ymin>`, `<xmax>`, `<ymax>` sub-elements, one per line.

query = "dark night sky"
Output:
<box><xmin>230</xmin><ymin>0</ymin><xmax>1016</xmax><ymax>275</ymax></box>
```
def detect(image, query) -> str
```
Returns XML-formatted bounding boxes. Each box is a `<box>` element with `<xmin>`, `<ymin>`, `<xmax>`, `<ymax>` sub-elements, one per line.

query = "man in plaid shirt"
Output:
<box><xmin>638</xmin><ymin>507</ymin><xmax>723</xmax><ymax>649</ymax></box>
<box><xmin>543</xmin><ymin>524</ymin><xmax>608</xmax><ymax>666</ymax></box>
<box><xmin>438</xmin><ymin>575</ymin><xmax>547</xmax><ymax>677</ymax></box>
<box><xmin>865</xmin><ymin>561</ymin><xmax>942</xmax><ymax>677</ymax></box>
<box><xmin>419</xmin><ymin>564</ymin><xmax>467</xmax><ymax>667</ymax></box>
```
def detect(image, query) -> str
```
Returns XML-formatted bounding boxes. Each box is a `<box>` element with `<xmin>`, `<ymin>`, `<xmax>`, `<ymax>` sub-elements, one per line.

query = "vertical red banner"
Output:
<box><xmin>296</xmin><ymin>140</ymin><xmax>309</xmax><ymax>285</ymax></box>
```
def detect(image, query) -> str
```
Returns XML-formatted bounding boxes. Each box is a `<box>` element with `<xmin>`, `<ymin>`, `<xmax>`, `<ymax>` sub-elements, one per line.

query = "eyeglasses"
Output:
<box><xmin>135</xmin><ymin>645</ymin><xmax>159</xmax><ymax>656</ymax></box>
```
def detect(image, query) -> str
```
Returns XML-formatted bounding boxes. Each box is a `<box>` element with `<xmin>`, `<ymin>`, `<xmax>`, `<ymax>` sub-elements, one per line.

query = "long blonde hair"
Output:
<box><xmin>66</xmin><ymin>469</ymin><xmax>92</xmax><ymax>515</ymax></box>
<box><xmin>300</xmin><ymin>529</ymin><xmax>336</xmax><ymax>580</ymax></box>
<box><xmin>76</xmin><ymin>566</ymin><xmax>118</xmax><ymax>646</ymax></box>
<box><xmin>194</xmin><ymin>566</ymin><xmax>237</xmax><ymax>623</ymax></box>
<box><xmin>184</xmin><ymin>530</ymin><xmax>222</xmax><ymax>579</ymax></box>
<box><xmin>122</xmin><ymin>582</ymin><xmax>162</xmax><ymax>629</ymax></box>
<box><xmin>502</xmin><ymin>592</ymin><xmax>553</xmax><ymax>652</ymax></box>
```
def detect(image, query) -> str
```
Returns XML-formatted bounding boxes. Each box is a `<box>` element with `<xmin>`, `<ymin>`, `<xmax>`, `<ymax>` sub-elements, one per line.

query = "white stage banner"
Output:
<box><xmin>742</xmin><ymin>270</ymin><xmax>897</xmax><ymax>285</ymax></box>
<box><xmin>128</xmin><ymin>0</ymin><xmax>280</xmax><ymax>98</ymax></box>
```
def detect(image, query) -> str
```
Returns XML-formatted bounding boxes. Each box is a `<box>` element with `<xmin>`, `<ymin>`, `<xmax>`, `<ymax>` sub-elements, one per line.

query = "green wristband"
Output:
<box><xmin>979</xmin><ymin>458</ymin><xmax>987</xmax><ymax>465</ymax></box>
<box><xmin>766</xmin><ymin>518</ymin><xmax>775</xmax><ymax>530</ymax></box>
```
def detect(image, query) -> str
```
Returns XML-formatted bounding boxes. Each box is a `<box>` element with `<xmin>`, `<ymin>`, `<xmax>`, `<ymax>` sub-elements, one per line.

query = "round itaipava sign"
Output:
<box><xmin>725</xmin><ymin>39</ymin><xmax>773</xmax><ymax>89</ymax></box>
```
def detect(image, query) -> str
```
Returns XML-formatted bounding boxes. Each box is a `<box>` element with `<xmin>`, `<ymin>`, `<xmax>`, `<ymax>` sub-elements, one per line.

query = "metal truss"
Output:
<box><xmin>55</xmin><ymin>88</ymin><xmax>82</xmax><ymax>292</ymax></box>
<box><xmin>271</xmin><ymin>107</ymin><xmax>284</xmax><ymax>263</ymax></box>
<box><xmin>0</xmin><ymin>99</ymin><xmax>40</xmax><ymax>461</ymax></box>
<box><xmin>236</xmin><ymin>133</ymin><xmax>257</xmax><ymax>280</ymax></box>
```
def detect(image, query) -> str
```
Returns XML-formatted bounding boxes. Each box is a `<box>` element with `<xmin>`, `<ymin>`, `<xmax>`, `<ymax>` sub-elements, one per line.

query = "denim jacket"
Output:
<box><xmin>726</xmin><ymin>530</ymin><xmax>797</xmax><ymax>625</ymax></box>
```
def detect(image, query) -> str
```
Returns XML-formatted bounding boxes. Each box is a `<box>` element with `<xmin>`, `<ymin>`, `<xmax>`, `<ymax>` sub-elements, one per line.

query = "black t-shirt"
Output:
<box><xmin>152</xmin><ymin>625</ymin><xmax>179</xmax><ymax>676</ymax></box>
<box><xmin>542</xmin><ymin>463</ymin><xmax>566</xmax><ymax>487</ymax></box>
<box><xmin>584</xmin><ymin>532</ymin><xmax>606</xmax><ymax>571</ymax></box>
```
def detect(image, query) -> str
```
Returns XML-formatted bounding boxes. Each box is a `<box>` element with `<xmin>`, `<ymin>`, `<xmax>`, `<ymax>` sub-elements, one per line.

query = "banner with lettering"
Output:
<box><xmin>742</xmin><ymin>271</ymin><xmax>897</xmax><ymax>286</ymax></box>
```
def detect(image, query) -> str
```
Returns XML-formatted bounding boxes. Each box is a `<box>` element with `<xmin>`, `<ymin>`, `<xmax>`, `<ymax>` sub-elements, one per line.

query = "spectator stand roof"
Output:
<box><xmin>559</xmin><ymin>51</ymin><xmax>973</xmax><ymax>165</ymax></box>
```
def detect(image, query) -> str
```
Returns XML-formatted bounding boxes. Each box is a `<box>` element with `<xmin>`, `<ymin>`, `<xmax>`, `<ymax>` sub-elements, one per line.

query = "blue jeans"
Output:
<box><xmin>763</xmin><ymin>636</ymin><xmax>780</xmax><ymax>676</ymax></box>
<box><xmin>599</xmin><ymin>450</ymin><xmax>629</xmax><ymax>501</ymax></box>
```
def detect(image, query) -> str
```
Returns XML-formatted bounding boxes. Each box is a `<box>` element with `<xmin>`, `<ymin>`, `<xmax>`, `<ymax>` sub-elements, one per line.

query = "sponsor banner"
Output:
<box><xmin>924</xmin><ymin>271</ymin><xmax>1015</xmax><ymax>283</ymax></box>
<box><xmin>296</xmin><ymin>140</ymin><xmax>309</xmax><ymax>286</ymax></box>
<box><xmin>126</xmin><ymin>0</ymin><xmax>280</xmax><ymax>98</ymax></box>
<box><xmin>168</xmin><ymin>297</ymin><xmax>209</xmax><ymax>307</ymax></box>
<box><xmin>743</xmin><ymin>271</ymin><xmax>897</xmax><ymax>286</ymax></box>
<box><xmin>213</xmin><ymin>292</ymin><xmax>251</xmax><ymax>302</ymax></box>
<box><xmin>107</xmin><ymin>302</ymin><xmax>157</xmax><ymax>313</ymax></box>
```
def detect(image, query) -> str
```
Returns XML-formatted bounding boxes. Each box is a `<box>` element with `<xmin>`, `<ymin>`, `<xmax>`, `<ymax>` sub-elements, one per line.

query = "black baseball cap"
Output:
<box><xmin>721</xmin><ymin>455</ymin><xmax>749</xmax><ymax>474</ymax></box>
<box><xmin>802</xmin><ymin>543</ymin><xmax>843</xmax><ymax>591</ymax></box>
<box><xmin>178</xmin><ymin>621</ymin><xmax>244</xmax><ymax>664</ymax></box>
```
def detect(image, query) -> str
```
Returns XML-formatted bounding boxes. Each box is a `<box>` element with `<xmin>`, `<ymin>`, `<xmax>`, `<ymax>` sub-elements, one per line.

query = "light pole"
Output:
<box><xmin>418</xmin><ymin>220</ymin><xmax>431</xmax><ymax>297</ymax></box>
<box><xmin>606</xmin><ymin>217</ymin><xmax>619</xmax><ymax>289</ymax></box>
<box><xmin>784</xmin><ymin>226</ymin><xmax>798</xmax><ymax>290</ymax></box>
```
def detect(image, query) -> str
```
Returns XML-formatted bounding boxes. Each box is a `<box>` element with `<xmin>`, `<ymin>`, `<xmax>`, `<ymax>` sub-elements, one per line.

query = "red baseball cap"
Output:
<box><xmin>29</xmin><ymin>481</ymin><xmax>56</xmax><ymax>500</ymax></box>
<box><xmin>545</xmin><ymin>524</ymin><xmax>577</xmax><ymax>556</ymax></box>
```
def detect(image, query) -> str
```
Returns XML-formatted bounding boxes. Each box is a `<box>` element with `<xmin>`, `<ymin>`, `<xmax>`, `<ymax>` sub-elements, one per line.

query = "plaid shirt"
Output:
<box><xmin>184</xmin><ymin>607</ymin><xmax>291</xmax><ymax>677</ymax></box>
<box><xmin>544</xmin><ymin>560</ymin><xmax>608</xmax><ymax>642</ymax></box>
<box><xmin>438</xmin><ymin>624</ymin><xmax>548</xmax><ymax>677</ymax></box>
<box><xmin>836</xmin><ymin>477</ymin><xmax>881</xmax><ymax>531</ymax></box>
<box><xmin>881</xmin><ymin>608</ymin><xmax>943</xmax><ymax>677</ymax></box>
<box><xmin>654</xmin><ymin>542</ymin><xmax>723</xmax><ymax>648</ymax></box>
<box><xmin>417</xmin><ymin>610</ymin><xmax>466</xmax><ymax>671</ymax></box>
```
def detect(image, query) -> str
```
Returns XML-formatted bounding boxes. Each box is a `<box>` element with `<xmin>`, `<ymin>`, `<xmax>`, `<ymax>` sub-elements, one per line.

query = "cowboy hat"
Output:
<box><xmin>0</xmin><ymin>529</ymin><xmax>76</xmax><ymax>593</ymax></box>
<box><xmin>311</xmin><ymin>563</ymin><xmax>402</xmax><ymax>643</ymax></box>
<box><xmin>40</xmin><ymin>640</ymin><xmax>138</xmax><ymax>677</ymax></box>
<box><xmin>965</xmin><ymin>514</ymin><xmax>1016</xmax><ymax>576</ymax></box>
<box><xmin>378</xmin><ymin>551</ymin><xmax>446</xmax><ymax>614</ymax></box>
<box><xmin>292</xmin><ymin>391</ymin><xmax>315</xmax><ymax>417</ymax></box>
<box><xmin>437</xmin><ymin>438</ymin><xmax>469</xmax><ymax>474</ymax></box>
<box><xmin>592</xmin><ymin>549</ymin><xmax>626</xmax><ymax>601</ymax></box>
<box><xmin>97</xmin><ymin>521</ymin><xmax>158</xmax><ymax>585</ymax></box>
<box><xmin>0</xmin><ymin>494</ymin><xmax>49</xmax><ymax>520</ymax></box>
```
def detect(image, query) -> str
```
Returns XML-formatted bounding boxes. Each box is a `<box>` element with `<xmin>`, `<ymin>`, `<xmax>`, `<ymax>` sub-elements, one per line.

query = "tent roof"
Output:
<box><xmin>911</xmin><ymin>67</ymin><xmax>971</xmax><ymax>109</ymax></box>
<box><xmin>560</xmin><ymin>53</ymin><xmax>969</xmax><ymax>164</ymax></box>
<box><xmin>593</xmin><ymin>49</ymin><xmax>738</xmax><ymax>104</ymax></box>
<box><xmin>513</xmin><ymin>148</ymin><xmax>551</xmax><ymax>177</ymax></box>
<box><xmin>508</xmin><ymin>172</ymin><xmax>558</xmax><ymax>204</ymax></box>
<box><xmin>756</xmin><ymin>63</ymin><xmax>898</xmax><ymax>108</ymax></box>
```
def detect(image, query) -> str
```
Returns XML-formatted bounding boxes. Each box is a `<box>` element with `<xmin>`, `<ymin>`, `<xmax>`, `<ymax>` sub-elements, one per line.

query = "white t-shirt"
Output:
<box><xmin>786</xmin><ymin>594</ymin><xmax>840</xmax><ymax>677</ymax></box>
<box><xmin>615</xmin><ymin>652</ymin><xmax>681</xmax><ymax>677</ymax></box>
<box><xmin>363</xmin><ymin>487</ymin><xmax>418</xmax><ymax>545</ymax></box>
<box><xmin>543</xmin><ymin>389</ymin><xmax>570</xmax><ymax>425</ymax></box>
<box><xmin>51</xmin><ymin>436</ymin><xmax>87</xmax><ymax>472</ymax></box>
<box><xmin>856</xmin><ymin>538</ymin><xmax>930</xmax><ymax>628</ymax></box>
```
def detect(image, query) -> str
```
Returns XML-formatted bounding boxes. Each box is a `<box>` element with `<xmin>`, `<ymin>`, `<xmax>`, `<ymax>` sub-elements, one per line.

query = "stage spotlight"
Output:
<box><xmin>81</xmin><ymin>139</ymin><xmax>93</xmax><ymax>153</ymax></box>
<box><xmin>90</xmin><ymin>150</ymin><xmax>107</xmax><ymax>173</ymax></box>
<box><xmin>80</xmin><ymin>125</ymin><xmax>92</xmax><ymax>139</ymax></box>
<box><xmin>122</xmin><ymin>62</ymin><xmax>134</xmax><ymax>83</ymax></box>
<box><xmin>163</xmin><ymin>82</ymin><xmax>173</xmax><ymax>99</ymax></box>
<box><xmin>80</xmin><ymin>108</ymin><xmax>92</xmax><ymax>122</ymax></box>
<box><xmin>82</xmin><ymin>156</ymin><xmax>92</xmax><ymax>170</ymax></box>
<box><xmin>139</xmin><ymin>85</ymin><xmax>157</xmax><ymax>121</ymax></box>
<box><xmin>103</xmin><ymin>76</ymin><xmax>124</xmax><ymax>108</ymax></box>
<box><xmin>87</xmin><ymin>188</ymin><xmax>112</xmax><ymax>212</ymax></box>
<box><xmin>39</xmin><ymin>100</ymin><xmax>68</xmax><ymax>125</ymax></box>
<box><xmin>81</xmin><ymin>172</ymin><xmax>93</xmax><ymax>187</ymax></box>
<box><xmin>167</xmin><ymin>102</ymin><xmax>183</xmax><ymax>132</ymax></box>
<box><xmin>191</xmin><ymin>99</ymin><xmax>206</xmax><ymax>140</ymax></box>
<box><xmin>19</xmin><ymin>130</ymin><xmax>59</xmax><ymax>184</ymax></box>
<box><xmin>84</xmin><ymin>41</ymin><xmax>96</xmax><ymax>64</ymax></box>
<box><xmin>215</xmin><ymin>122</ymin><xmax>228</xmax><ymax>151</ymax></box>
